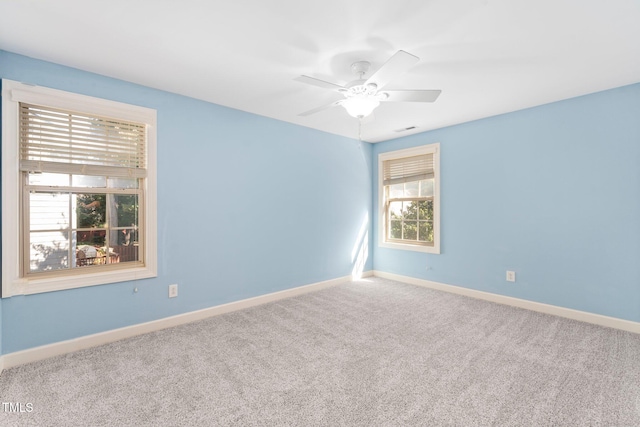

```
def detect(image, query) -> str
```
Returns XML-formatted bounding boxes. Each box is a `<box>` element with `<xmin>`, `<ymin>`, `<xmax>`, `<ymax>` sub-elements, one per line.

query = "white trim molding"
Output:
<box><xmin>378</xmin><ymin>143</ymin><xmax>441</xmax><ymax>254</ymax></box>
<box><xmin>0</xmin><ymin>272</ymin><xmax>372</xmax><ymax>371</ymax></box>
<box><xmin>1</xmin><ymin>79</ymin><xmax>158</xmax><ymax>297</ymax></box>
<box><xmin>373</xmin><ymin>271</ymin><xmax>640</xmax><ymax>334</ymax></box>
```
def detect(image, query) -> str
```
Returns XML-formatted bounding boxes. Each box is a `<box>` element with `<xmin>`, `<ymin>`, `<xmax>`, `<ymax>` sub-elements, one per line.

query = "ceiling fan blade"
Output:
<box><xmin>294</xmin><ymin>75</ymin><xmax>345</xmax><ymax>91</ymax></box>
<box><xmin>382</xmin><ymin>90</ymin><xmax>442</xmax><ymax>103</ymax></box>
<box><xmin>298</xmin><ymin>100</ymin><xmax>343</xmax><ymax>116</ymax></box>
<box><xmin>364</xmin><ymin>50</ymin><xmax>420</xmax><ymax>90</ymax></box>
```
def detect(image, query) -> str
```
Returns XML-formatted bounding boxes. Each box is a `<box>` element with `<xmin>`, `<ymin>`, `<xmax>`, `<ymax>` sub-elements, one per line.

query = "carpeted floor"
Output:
<box><xmin>1</xmin><ymin>277</ymin><xmax>639</xmax><ymax>426</ymax></box>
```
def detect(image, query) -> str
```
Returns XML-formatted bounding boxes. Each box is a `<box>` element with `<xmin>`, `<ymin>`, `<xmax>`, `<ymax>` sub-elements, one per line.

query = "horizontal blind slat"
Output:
<box><xmin>19</xmin><ymin>139</ymin><xmax>145</xmax><ymax>154</ymax></box>
<box><xmin>19</xmin><ymin>103</ymin><xmax>146</xmax><ymax>171</ymax></box>
<box><xmin>19</xmin><ymin>129</ymin><xmax>146</xmax><ymax>148</ymax></box>
<box><xmin>19</xmin><ymin>103</ymin><xmax>146</xmax><ymax>130</ymax></box>
<box><xmin>383</xmin><ymin>154</ymin><xmax>434</xmax><ymax>185</ymax></box>
<box><xmin>20</xmin><ymin>141</ymin><xmax>144</xmax><ymax>160</ymax></box>
<box><xmin>20</xmin><ymin>112</ymin><xmax>145</xmax><ymax>131</ymax></box>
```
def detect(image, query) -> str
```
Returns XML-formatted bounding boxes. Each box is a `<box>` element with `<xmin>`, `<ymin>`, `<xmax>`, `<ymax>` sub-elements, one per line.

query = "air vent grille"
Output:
<box><xmin>394</xmin><ymin>126</ymin><xmax>417</xmax><ymax>133</ymax></box>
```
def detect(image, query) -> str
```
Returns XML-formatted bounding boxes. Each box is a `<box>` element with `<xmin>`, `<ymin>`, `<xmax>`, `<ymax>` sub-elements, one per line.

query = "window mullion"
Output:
<box><xmin>106</xmin><ymin>193</ymin><xmax>111</xmax><ymax>264</ymax></box>
<box><xmin>22</xmin><ymin>174</ymin><xmax>29</xmax><ymax>277</ymax></box>
<box><xmin>68</xmin><ymin>189</ymin><xmax>72</xmax><ymax>270</ymax></box>
<box><xmin>138</xmin><ymin>182</ymin><xmax>144</xmax><ymax>263</ymax></box>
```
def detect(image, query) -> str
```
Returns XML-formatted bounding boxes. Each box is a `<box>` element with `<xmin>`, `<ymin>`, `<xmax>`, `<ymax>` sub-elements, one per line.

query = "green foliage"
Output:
<box><xmin>77</xmin><ymin>194</ymin><xmax>106</xmax><ymax>228</ymax></box>
<box><xmin>76</xmin><ymin>194</ymin><xmax>138</xmax><ymax>229</ymax></box>
<box><xmin>389</xmin><ymin>200</ymin><xmax>434</xmax><ymax>242</ymax></box>
<box><xmin>115</xmin><ymin>195</ymin><xmax>138</xmax><ymax>227</ymax></box>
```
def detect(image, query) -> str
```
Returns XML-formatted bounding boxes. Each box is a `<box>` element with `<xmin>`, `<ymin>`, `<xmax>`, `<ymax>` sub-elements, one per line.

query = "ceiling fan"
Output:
<box><xmin>295</xmin><ymin>50</ymin><xmax>441</xmax><ymax>119</ymax></box>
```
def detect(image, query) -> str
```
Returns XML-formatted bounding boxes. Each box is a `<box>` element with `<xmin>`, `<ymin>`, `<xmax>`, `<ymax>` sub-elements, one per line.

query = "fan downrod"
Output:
<box><xmin>350</xmin><ymin>61</ymin><xmax>371</xmax><ymax>78</ymax></box>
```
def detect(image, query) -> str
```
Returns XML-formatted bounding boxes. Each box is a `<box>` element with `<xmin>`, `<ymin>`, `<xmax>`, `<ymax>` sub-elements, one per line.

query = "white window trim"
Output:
<box><xmin>1</xmin><ymin>79</ymin><xmax>157</xmax><ymax>297</ymax></box>
<box><xmin>378</xmin><ymin>143</ymin><xmax>440</xmax><ymax>254</ymax></box>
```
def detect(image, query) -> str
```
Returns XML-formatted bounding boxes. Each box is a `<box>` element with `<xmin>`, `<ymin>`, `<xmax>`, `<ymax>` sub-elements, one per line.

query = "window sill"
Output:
<box><xmin>379</xmin><ymin>241</ymin><xmax>440</xmax><ymax>254</ymax></box>
<box><xmin>3</xmin><ymin>265</ymin><xmax>157</xmax><ymax>297</ymax></box>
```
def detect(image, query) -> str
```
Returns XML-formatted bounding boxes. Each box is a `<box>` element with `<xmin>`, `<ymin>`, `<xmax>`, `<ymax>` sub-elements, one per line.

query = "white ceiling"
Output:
<box><xmin>1</xmin><ymin>0</ymin><xmax>639</xmax><ymax>142</ymax></box>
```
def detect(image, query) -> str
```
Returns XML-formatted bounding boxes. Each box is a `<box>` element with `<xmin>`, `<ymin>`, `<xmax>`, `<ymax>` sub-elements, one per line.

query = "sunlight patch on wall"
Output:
<box><xmin>351</xmin><ymin>213</ymin><xmax>369</xmax><ymax>280</ymax></box>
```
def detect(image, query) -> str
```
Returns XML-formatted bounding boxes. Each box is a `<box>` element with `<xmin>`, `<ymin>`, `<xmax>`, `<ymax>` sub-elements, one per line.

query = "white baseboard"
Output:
<box><xmin>1</xmin><ymin>273</ymin><xmax>369</xmax><ymax>371</ymax></box>
<box><xmin>373</xmin><ymin>270</ymin><xmax>640</xmax><ymax>334</ymax></box>
<box><xmin>13</xmin><ymin>268</ymin><xmax>632</xmax><ymax>372</ymax></box>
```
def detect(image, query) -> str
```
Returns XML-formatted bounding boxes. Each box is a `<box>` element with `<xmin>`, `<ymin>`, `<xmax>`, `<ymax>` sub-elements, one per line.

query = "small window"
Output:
<box><xmin>2</xmin><ymin>80</ymin><xmax>157</xmax><ymax>296</ymax></box>
<box><xmin>379</xmin><ymin>144</ymin><xmax>440</xmax><ymax>253</ymax></box>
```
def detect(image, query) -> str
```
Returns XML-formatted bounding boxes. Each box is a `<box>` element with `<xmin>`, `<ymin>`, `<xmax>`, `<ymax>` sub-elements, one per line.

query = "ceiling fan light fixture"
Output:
<box><xmin>296</xmin><ymin>50</ymin><xmax>440</xmax><ymax>120</ymax></box>
<box><xmin>341</xmin><ymin>96</ymin><xmax>380</xmax><ymax>118</ymax></box>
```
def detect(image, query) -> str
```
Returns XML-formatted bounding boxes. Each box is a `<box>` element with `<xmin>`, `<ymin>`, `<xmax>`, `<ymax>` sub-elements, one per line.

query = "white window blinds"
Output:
<box><xmin>19</xmin><ymin>103</ymin><xmax>147</xmax><ymax>178</ymax></box>
<box><xmin>382</xmin><ymin>153</ymin><xmax>434</xmax><ymax>186</ymax></box>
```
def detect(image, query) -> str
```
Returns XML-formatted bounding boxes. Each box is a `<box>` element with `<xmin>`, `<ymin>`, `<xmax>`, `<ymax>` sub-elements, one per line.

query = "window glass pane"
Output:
<box><xmin>30</xmin><ymin>192</ymin><xmax>70</xmax><ymax>230</ymax></box>
<box><xmin>108</xmin><ymin>177</ymin><xmax>139</xmax><ymax>189</ymax></box>
<box><xmin>389</xmin><ymin>220</ymin><xmax>402</xmax><ymax>239</ymax></box>
<box><xmin>75</xmin><ymin>194</ymin><xmax>107</xmax><ymax>228</ymax></box>
<box><xmin>112</xmin><ymin>227</ymin><xmax>137</xmax><ymax>247</ymax></box>
<box><xmin>403</xmin><ymin>221</ymin><xmax>417</xmax><ymax>240</ymax></box>
<box><xmin>403</xmin><ymin>201</ymin><xmax>417</xmax><ymax>220</ymax></box>
<box><xmin>425</xmin><ymin>200</ymin><xmax>434</xmax><ymax>220</ymax></box>
<box><xmin>389</xmin><ymin>183</ymin><xmax>404</xmax><ymax>198</ymax></box>
<box><xmin>108</xmin><ymin>194</ymin><xmax>140</xmax><ymax>249</ymax></box>
<box><xmin>404</xmin><ymin>181</ymin><xmax>419</xmax><ymax>197</ymax></box>
<box><xmin>76</xmin><ymin>229</ymin><xmax>106</xmax><ymax>247</ymax></box>
<box><xmin>75</xmin><ymin>236</ymin><xmax>117</xmax><ymax>268</ymax></box>
<box><xmin>114</xmin><ymin>241</ymin><xmax>139</xmax><ymax>263</ymax></box>
<box><xmin>418</xmin><ymin>221</ymin><xmax>433</xmax><ymax>242</ymax></box>
<box><xmin>72</xmin><ymin>175</ymin><xmax>106</xmax><ymax>188</ymax></box>
<box><xmin>28</xmin><ymin>173</ymin><xmax>69</xmax><ymax>186</ymax></box>
<box><xmin>419</xmin><ymin>179</ymin><xmax>434</xmax><ymax>197</ymax></box>
<box><xmin>389</xmin><ymin>201</ymin><xmax>403</xmax><ymax>219</ymax></box>
<box><xmin>113</xmin><ymin>195</ymin><xmax>139</xmax><ymax>228</ymax></box>
<box><xmin>418</xmin><ymin>200</ymin><xmax>434</xmax><ymax>221</ymax></box>
<box><xmin>30</xmin><ymin>231</ymin><xmax>69</xmax><ymax>272</ymax></box>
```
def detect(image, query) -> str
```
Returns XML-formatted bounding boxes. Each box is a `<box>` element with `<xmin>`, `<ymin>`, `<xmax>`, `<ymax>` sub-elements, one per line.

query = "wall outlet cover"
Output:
<box><xmin>169</xmin><ymin>284</ymin><xmax>178</xmax><ymax>298</ymax></box>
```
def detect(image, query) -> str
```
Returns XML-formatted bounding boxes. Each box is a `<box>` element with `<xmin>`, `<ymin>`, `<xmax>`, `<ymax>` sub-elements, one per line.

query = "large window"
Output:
<box><xmin>379</xmin><ymin>144</ymin><xmax>440</xmax><ymax>254</ymax></box>
<box><xmin>2</xmin><ymin>80</ymin><xmax>157</xmax><ymax>296</ymax></box>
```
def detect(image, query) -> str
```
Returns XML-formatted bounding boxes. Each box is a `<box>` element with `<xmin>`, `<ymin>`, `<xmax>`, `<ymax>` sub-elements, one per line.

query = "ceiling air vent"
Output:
<box><xmin>394</xmin><ymin>126</ymin><xmax>417</xmax><ymax>133</ymax></box>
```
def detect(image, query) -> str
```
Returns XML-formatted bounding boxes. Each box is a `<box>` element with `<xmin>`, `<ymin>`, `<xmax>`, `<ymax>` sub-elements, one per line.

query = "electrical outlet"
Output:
<box><xmin>506</xmin><ymin>271</ymin><xmax>516</xmax><ymax>282</ymax></box>
<box><xmin>169</xmin><ymin>284</ymin><xmax>178</xmax><ymax>298</ymax></box>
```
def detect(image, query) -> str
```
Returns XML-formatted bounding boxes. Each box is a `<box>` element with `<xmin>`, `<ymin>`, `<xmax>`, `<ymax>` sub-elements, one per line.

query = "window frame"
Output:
<box><xmin>378</xmin><ymin>143</ymin><xmax>441</xmax><ymax>254</ymax></box>
<box><xmin>2</xmin><ymin>79</ymin><xmax>157</xmax><ymax>297</ymax></box>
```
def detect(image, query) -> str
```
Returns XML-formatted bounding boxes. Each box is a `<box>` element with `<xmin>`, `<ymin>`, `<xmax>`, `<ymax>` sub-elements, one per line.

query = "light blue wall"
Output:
<box><xmin>373</xmin><ymin>83</ymin><xmax>640</xmax><ymax>322</ymax></box>
<box><xmin>2</xmin><ymin>49</ymin><xmax>637</xmax><ymax>356</ymax></box>
<box><xmin>0</xmin><ymin>51</ymin><xmax>373</xmax><ymax>353</ymax></box>
<box><xmin>0</xmin><ymin>77</ymin><xmax>4</xmax><ymax>357</ymax></box>
<box><xmin>0</xmin><ymin>298</ymin><xmax>3</xmax><ymax>356</ymax></box>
